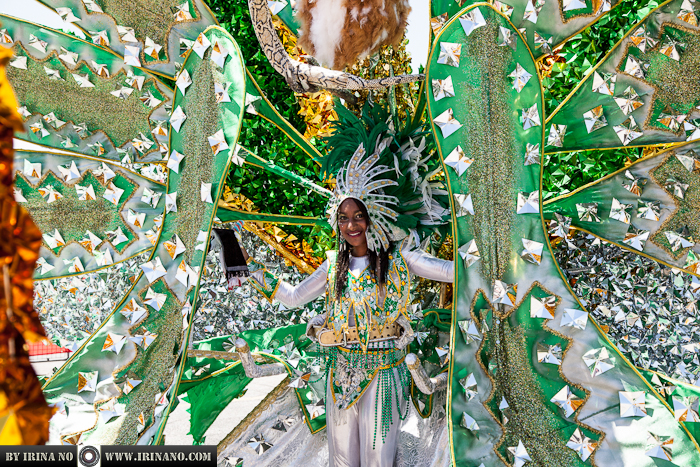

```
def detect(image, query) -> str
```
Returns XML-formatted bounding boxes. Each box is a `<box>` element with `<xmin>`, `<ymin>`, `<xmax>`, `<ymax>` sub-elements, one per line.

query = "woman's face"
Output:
<box><xmin>338</xmin><ymin>198</ymin><xmax>368</xmax><ymax>251</ymax></box>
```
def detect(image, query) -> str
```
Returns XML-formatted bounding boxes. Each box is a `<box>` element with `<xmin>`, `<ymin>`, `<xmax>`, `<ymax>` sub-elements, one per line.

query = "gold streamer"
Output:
<box><xmin>0</xmin><ymin>46</ymin><xmax>52</xmax><ymax>445</ymax></box>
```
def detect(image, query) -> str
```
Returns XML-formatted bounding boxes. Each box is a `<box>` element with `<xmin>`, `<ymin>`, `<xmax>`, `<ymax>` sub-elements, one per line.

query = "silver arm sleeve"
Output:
<box><xmin>402</xmin><ymin>248</ymin><xmax>454</xmax><ymax>283</ymax></box>
<box><xmin>250</xmin><ymin>260</ymin><xmax>329</xmax><ymax>308</ymax></box>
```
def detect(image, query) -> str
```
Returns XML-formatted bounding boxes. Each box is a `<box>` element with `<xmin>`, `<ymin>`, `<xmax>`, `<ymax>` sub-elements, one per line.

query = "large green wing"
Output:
<box><xmin>427</xmin><ymin>4</ymin><xmax>700</xmax><ymax>465</ymax></box>
<box><xmin>41</xmin><ymin>26</ymin><xmax>246</xmax><ymax>445</ymax></box>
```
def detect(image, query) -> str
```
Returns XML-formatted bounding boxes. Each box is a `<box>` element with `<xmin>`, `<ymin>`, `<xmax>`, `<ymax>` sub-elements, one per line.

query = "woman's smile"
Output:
<box><xmin>338</xmin><ymin>198</ymin><xmax>369</xmax><ymax>256</ymax></box>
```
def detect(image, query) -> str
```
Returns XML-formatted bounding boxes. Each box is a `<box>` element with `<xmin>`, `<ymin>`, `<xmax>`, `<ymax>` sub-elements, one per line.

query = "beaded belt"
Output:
<box><xmin>315</xmin><ymin>322</ymin><xmax>401</xmax><ymax>347</ymax></box>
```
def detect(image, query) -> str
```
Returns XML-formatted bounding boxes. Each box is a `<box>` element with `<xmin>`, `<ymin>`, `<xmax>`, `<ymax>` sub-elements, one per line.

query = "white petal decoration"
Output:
<box><xmin>209</xmin><ymin>129</ymin><xmax>230</xmax><ymax>155</ymax></box>
<box><xmin>167</xmin><ymin>150</ymin><xmax>185</xmax><ymax>173</ymax></box>
<box><xmin>201</xmin><ymin>182</ymin><xmax>213</xmax><ymax>203</ymax></box>
<box><xmin>620</xmin><ymin>391</ymin><xmax>647</xmax><ymax>417</ymax></box>
<box><xmin>211</xmin><ymin>41</ymin><xmax>230</xmax><ymax>67</ymax></box>
<box><xmin>459</xmin><ymin>8</ymin><xmax>486</xmax><ymax>36</ymax></box>
<box><xmin>561</xmin><ymin>308</ymin><xmax>589</xmax><ymax>330</ymax></box>
<box><xmin>458</xmin><ymin>240</ymin><xmax>480</xmax><ymax>268</ymax></box>
<box><xmin>434</xmin><ymin>109</ymin><xmax>463</xmax><ymax>138</ymax></box>
<box><xmin>165</xmin><ymin>192</ymin><xmax>178</xmax><ymax>213</ymax></box>
<box><xmin>453</xmin><ymin>193</ymin><xmax>474</xmax><ymax>216</ymax></box>
<box><xmin>170</xmin><ymin>106</ymin><xmax>187</xmax><ymax>132</ymax></box>
<box><xmin>176</xmin><ymin>69</ymin><xmax>192</xmax><ymax>95</ymax></box>
<box><xmin>516</xmin><ymin>191</ymin><xmax>539</xmax><ymax>214</ymax></box>
<box><xmin>103</xmin><ymin>182</ymin><xmax>124</xmax><ymax>205</ymax></box>
<box><xmin>140</xmin><ymin>257</ymin><xmax>167</xmax><ymax>283</ymax></box>
<box><xmin>193</xmin><ymin>32</ymin><xmax>211</xmax><ymax>58</ymax></box>
<box><xmin>444</xmin><ymin>146</ymin><xmax>473</xmax><ymax>176</ymax></box>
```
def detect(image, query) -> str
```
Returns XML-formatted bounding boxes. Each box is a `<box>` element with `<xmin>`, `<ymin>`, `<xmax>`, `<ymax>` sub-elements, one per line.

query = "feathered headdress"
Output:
<box><xmin>322</xmin><ymin>102</ymin><xmax>450</xmax><ymax>252</ymax></box>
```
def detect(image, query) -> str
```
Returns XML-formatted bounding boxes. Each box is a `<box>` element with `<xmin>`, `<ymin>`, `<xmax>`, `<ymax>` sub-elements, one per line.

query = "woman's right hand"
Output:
<box><xmin>305</xmin><ymin>314</ymin><xmax>327</xmax><ymax>343</ymax></box>
<box><xmin>232</xmin><ymin>220</ymin><xmax>249</xmax><ymax>261</ymax></box>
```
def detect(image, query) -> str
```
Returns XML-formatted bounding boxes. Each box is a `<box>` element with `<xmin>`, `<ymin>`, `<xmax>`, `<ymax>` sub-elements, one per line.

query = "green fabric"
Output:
<box><xmin>475</xmin><ymin>287</ymin><xmax>595</xmax><ymax>466</ymax></box>
<box><xmin>179</xmin><ymin>323</ymin><xmax>308</xmax><ymax>443</ymax></box>
<box><xmin>427</xmin><ymin>9</ymin><xmax>545</xmax><ymax>462</ymax></box>
<box><xmin>638</xmin><ymin>369</ymin><xmax>700</xmax><ymax>447</ymax></box>
<box><xmin>273</xmin><ymin>2</ymin><xmax>301</xmax><ymax>35</ymax></box>
<box><xmin>542</xmin><ymin>169</ymin><xmax>637</xmax><ymax>244</ymax></box>
<box><xmin>242</xmin><ymin>146</ymin><xmax>331</xmax><ymax>198</ymax></box>
<box><xmin>541</xmin><ymin>0</ymin><xmax>660</xmax><ymax>116</ymax></box>
<box><xmin>41</xmin><ymin>25</ymin><xmax>247</xmax><ymax>446</ymax></box>
<box><xmin>215</xmin><ymin>205</ymin><xmax>329</xmax><ymax>227</ymax></box>
<box><xmin>546</xmin><ymin>0</ymin><xmax>694</xmax><ymax>152</ymax></box>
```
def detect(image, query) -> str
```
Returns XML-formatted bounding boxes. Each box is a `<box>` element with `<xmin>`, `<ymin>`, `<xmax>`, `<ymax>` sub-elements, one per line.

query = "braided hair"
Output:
<box><xmin>334</xmin><ymin>198</ymin><xmax>391</xmax><ymax>302</ymax></box>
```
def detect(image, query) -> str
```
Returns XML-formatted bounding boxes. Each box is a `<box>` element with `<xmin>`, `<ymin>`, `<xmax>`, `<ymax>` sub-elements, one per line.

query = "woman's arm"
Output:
<box><xmin>402</xmin><ymin>248</ymin><xmax>454</xmax><ymax>283</ymax></box>
<box><xmin>249</xmin><ymin>260</ymin><xmax>329</xmax><ymax>308</ymax></box>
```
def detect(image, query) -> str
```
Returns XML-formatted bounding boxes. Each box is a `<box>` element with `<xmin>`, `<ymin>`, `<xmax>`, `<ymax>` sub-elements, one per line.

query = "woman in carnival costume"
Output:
<box><xmin>229</xmin><ymin>103</ymin><xmax>454</xmax><ymax>467</ymax></box>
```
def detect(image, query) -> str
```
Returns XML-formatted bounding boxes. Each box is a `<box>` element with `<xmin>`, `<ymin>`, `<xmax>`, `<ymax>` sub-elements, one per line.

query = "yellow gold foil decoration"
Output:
<box><xmin>0</xmin><ymin>46</ymin><xmax>52</xmax><ymax>444</ymax></box>
<box><xmin>272</xmin><ymin>19</ymin><xmax>338</xmax><ymax>139</ymax></box>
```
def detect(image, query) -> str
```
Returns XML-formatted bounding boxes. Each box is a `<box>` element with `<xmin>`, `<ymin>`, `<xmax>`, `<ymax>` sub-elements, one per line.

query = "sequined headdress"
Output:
<box><xmin>322</xmin><ymin>102</ymin><xmax>450</xmax><ymax>252</ymax></box>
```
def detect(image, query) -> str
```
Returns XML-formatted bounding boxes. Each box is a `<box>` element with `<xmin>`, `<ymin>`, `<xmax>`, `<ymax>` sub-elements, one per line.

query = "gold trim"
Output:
<box><xmin>244</xmin><ymin>221</ymin><xmax>317</xmax><ymax>274</ymax></box>
<box><xmin>543</xmin><ymin>140</ymin><xmax>684</xmax><ymax>156</ymax></box>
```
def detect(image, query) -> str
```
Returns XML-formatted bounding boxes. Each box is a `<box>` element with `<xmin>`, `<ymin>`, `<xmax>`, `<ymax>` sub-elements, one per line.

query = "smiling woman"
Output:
<box><xmin>223</xmin><ymin>101</ymin><xmax>455</xmax><ymax>467</ymax></box>
<box><xmin>337</xmin><ymin>198</ymin><xmax>368</xmax><ymax>254</ymax></box>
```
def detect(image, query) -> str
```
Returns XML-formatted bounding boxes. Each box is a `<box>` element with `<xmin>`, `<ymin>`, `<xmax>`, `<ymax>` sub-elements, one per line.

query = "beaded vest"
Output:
<box><xmin>323</xmin><ymin>239</ymin><xmax>411</xmax><ymax>352</ymax></box>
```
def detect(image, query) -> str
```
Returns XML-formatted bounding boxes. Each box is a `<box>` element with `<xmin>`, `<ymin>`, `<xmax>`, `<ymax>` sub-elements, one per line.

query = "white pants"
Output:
<box><xmin>326</xmin><ymin>368</ymin><xmax>408</xmax><ymax>467</ymax></box>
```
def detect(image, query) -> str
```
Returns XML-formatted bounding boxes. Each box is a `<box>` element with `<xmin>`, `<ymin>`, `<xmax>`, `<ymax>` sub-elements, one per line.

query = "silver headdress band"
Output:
<box><xmin>326</xmin><ymin>143</ymin><xmax>407</xmax><ymax>252</ymax></box>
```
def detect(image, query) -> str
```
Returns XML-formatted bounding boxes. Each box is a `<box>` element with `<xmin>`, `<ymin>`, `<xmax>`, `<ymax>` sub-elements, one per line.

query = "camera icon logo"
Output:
<box><xmin>78</xmin><ymin>445</ymin><xmax>100</xmax><ymax>467</ymax></box>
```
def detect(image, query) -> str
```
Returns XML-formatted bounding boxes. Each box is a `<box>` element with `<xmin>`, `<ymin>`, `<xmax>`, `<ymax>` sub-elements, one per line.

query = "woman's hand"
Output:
<box><xmin>305</xmin><ymin>314</ymin><xmax>327</xmax><ymax>342</ymax></box>
<box><xmin>232</xmin><ymin>220</ymin><xmax>249</xmax><ymax>261</ymax></box>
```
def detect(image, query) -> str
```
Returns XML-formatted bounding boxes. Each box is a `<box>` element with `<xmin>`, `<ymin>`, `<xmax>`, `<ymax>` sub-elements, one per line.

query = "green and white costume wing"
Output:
<box><xmin>428</xmin><ymin>0</ymin><xmax>700</xmax><ymax>465</ymax></box>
